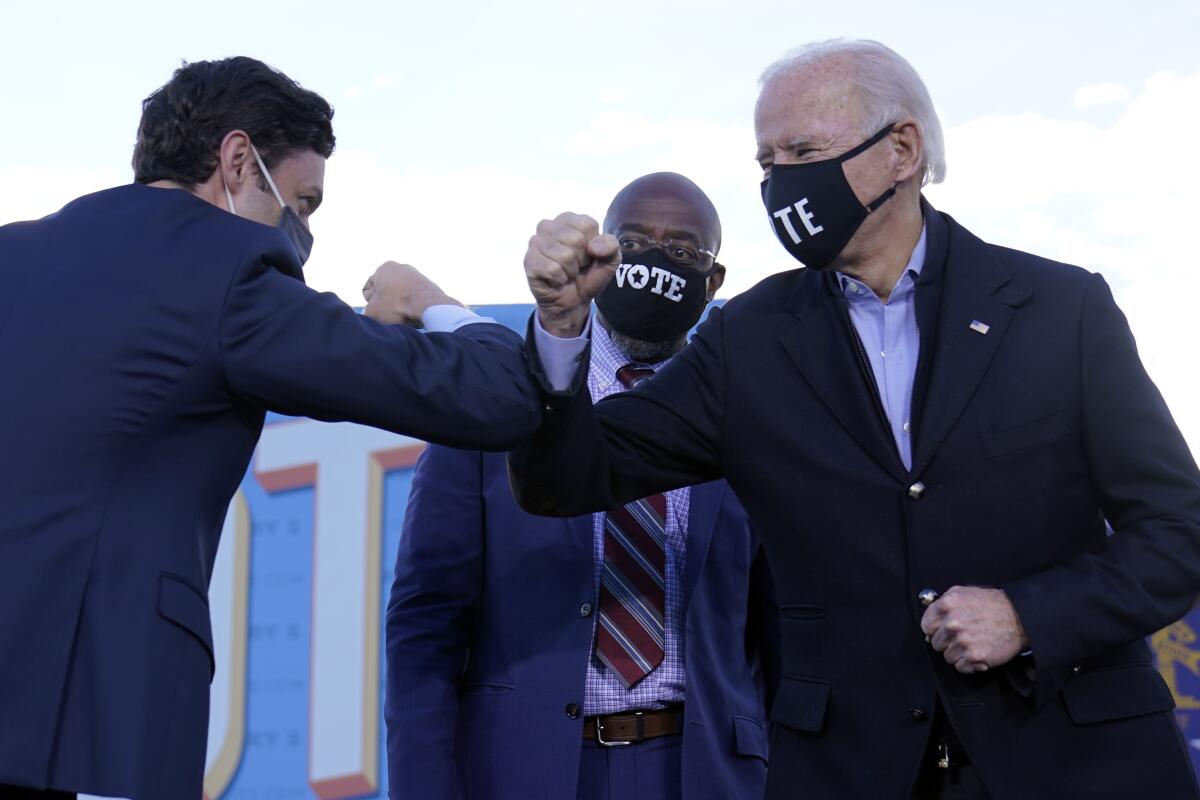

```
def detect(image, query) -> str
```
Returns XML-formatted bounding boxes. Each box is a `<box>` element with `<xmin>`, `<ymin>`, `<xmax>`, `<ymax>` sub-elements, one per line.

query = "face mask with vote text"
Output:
<box><xmin>594</xmin><ymin>248</ymin><xmax>710</xmax><ymax>342</ymax></box>
<box><xmin>760</xmin><ymin>124</ymin><xmax>896</xmax><ymax>271</ymax></box>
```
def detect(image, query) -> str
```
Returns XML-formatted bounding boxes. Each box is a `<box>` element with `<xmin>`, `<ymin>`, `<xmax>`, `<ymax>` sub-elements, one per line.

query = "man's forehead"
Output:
<box><xmin>609</xmin><ymin>195</ymin><xmax>711</xmax><ymax>240</ymax></box>
<box><xmin>755</xmin><ymin>60</ymin><xmax>865</xmax><ymax>140</ymax></box>
<box><xmin>273</xmin><ymin>149</ymin><xmax>326</xmax><ymax>184</ymax></box>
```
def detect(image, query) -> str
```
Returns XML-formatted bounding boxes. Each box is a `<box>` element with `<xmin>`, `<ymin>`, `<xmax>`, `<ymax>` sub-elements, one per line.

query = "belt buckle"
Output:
<box><xmin>596</xmin><ymin>711</ymin><xmax>642</xmax><ymax>747</ymax></box>
<box><xmin>935</xmin><ymin>741</ymin><xmax>951</xmax><ymax>770</ymax></box>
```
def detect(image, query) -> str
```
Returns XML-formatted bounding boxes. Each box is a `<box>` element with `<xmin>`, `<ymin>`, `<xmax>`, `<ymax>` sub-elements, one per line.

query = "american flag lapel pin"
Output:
<box><xmin>969</xmin><ymin>320</ymin><xmax>990</xmax><ymax>335</ymax></box>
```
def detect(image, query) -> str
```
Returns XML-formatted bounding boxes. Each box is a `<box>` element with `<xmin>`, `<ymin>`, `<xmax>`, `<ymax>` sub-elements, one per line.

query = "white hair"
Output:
<box><xmin>760</xmin><ymin>39</ymin><xmax>946</xmax><ymax>185</ymax></box>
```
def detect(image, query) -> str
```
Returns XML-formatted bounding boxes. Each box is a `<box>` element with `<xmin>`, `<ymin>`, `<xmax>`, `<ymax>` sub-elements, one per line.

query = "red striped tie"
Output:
<box><xmin>594</xmin><ymin>364</ymin><xmax>666</xmax><ymax>688</ymax></box>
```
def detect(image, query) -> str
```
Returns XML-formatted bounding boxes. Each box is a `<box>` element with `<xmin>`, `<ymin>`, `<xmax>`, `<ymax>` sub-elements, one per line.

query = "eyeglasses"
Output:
<box><xmin>615</xmin><ymin>231</ymin><xmax>717</xmax><ymax>271</ymax></box>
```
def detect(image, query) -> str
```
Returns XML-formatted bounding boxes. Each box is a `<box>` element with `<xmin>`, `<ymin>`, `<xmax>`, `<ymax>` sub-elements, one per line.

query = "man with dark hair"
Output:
<box><xmin>132</xmin><ymin>56</ymin><xmax>337</xmax><ymax>188</ymax></box>
<box><xmin>385</xmin><ymin>173</ymin><xmax>777</xmax><ymax>800</ymax></box>
<box><xmin>0</xmin><ymin>57</ymin><xmax>540</xmax><ymax>799</ymax></box>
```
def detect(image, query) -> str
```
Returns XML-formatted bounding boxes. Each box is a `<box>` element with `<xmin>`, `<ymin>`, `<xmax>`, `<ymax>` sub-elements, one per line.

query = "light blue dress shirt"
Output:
<box><xmin>838</xmin><ymin>225</ymin><xmax>927</xmax><ymax>469</ymax></box>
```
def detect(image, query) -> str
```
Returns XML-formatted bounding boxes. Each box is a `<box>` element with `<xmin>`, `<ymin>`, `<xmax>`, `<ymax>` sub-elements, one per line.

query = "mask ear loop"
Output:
<box><xmin>865</xmin><ymin>185</ymin><xmax>897</xmax><ymax>213</ymax></box>
<box><xmin>250</xmin><ymin>145</ymin><xmax>288</xmax><ymax>209</ymax></box>
<box><xmin>836</xmin><ymin>124</ymin><xmax>896</xmax><ymax>163</ymax></box>
<box><xmin>842</xmin><ymin>125</ymin><xmax>898</xmax><ymax>214</ymax></box>
<box><xmin>223</xmin><ymin>178</ymin><xmax>237</xmax><ymax>215</ymax></box>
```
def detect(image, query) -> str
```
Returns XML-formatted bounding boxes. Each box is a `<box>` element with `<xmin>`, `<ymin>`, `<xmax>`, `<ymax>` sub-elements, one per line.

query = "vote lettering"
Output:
<box><xmin>772</xmin><ymin>197</ymin><xmax>824</xmax><ymax>245</ymax></box>
<box><xmin>613</xmin><ymin>263</ymin><xmax>687</xmax><ymax>303</ymax></box>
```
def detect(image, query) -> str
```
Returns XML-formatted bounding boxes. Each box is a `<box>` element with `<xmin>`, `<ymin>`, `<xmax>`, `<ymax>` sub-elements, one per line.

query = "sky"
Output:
<box><xmin>2</xmin><ymin>0</ymin><xmax>1199</xmax><ymax>445</ymax></box>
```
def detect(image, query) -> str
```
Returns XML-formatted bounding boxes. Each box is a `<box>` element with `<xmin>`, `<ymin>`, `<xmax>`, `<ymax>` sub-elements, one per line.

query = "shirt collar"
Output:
<box><xmin>837</xmin><ymin>223</ymin><xmax>928</xmax><ymax>301</ymax></box>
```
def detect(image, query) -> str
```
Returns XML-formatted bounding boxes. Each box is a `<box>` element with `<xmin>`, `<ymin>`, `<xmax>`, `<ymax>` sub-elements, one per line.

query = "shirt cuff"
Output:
<box><xmin>421</xmin><ymin>304</ymin><xmax>496</xmax><ymax>332</ymax></box>
<box><xmin>533</xmin><ymin>312</ymin><xmax>591</xmax><ymax>392</ymax></box>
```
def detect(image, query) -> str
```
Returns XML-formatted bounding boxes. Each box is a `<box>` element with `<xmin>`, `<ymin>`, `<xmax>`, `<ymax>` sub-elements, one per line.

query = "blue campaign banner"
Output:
<box><xmin>194</xmin><ymin>303</ymin><xmax>1200</xmax><ymax>800</ymax></box>
<box><xmin>201</xmin><ymin>304</ymin><xmax>536</xmax><ymax>800</ymax></box>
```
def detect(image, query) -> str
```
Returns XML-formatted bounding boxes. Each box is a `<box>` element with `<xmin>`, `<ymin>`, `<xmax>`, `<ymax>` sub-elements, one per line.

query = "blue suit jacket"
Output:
<box><xmin>510</xmin><ymin>204</ymin><xmax>1200</xmax><ymax>799</ymax></box>
<box><xmin>0</xmin><ymin>185</ymin><xmax>541</xmax><ymax>798</ymax></box>
<box><xmin>385</xmin><ymin>445</ymin><xmax>779</xmax><ymax>799</ymax></box>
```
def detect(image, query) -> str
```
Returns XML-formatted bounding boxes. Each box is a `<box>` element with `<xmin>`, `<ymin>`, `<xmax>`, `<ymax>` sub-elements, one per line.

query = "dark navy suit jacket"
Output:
<box><xmin>0</xmin><ymin>184</ymin><xmax>541</xmax><ymax>798</ymax></box>
<box><xmin>510</xmin><ymin>204</ymin><xmax>1200</xmax><ymax>799</ymax></box>
<box><xmin>385</xmin><ymin>445</ymin><xmax>779</xmax><ymax>799</ymax></box>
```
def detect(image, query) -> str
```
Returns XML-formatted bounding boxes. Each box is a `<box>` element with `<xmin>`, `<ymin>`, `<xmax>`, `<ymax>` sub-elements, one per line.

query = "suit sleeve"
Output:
<box><xmin>1004</xmin><ymin>273</ymin><xmax>1200</xmax><ymax>678</ymax></box>
<box><xmin>508</xmin><ymin>306</ymin><xmax>727</xmax><ymax>516</ymax></box>
<box><xmin>384</xmin><ymin>445</ymin><xmax>484</xmax><ymax>800</ymax></box>
<box><xmin>218</xmin><ymin>233</ymin><xmax>541</xmax><ymax>451</ymax></box>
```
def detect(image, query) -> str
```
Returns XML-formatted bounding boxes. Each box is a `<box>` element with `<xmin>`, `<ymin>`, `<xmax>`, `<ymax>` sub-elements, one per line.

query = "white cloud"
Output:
<box><xmin>299</xmin><ymin>109</ymin><xmax>785</xmax><ymax>315</ymax></box>
<box><xmin>0</xmin><ymin>165</ymin><xmax>123</xmax><ymax>224</ymax></box>
<box><xmin>1074</xmin><ymin>81</ymin><xmax>1132</xmax><ymax>110</ymax></box>
<box><xmin>568</xmin><ymin>111</ymin><xmax>753</xmax><ymax>172</ymax></box>
<box><xmin>371</xmin><ymin>72</ymin><xmax>404</xmax><ymax>90</ymax></box>
<box><xmin>303</xmin><ymin>151</ymin><xmax>613</xmax><ymax>305</ymax></box>
<box><xmin>3</xmin><ymin>68</ymin><xmax>1198</xmax><ymax>457</ymax></box>
<box><xmin>344</xmin><ymin>71</ymin><xmax>405</xmax><ymax>100</ymax></box>
<box><xmin>598</xmin><ymin>87</ymin><xmax>632</xmax><ymax>104</ymax></box>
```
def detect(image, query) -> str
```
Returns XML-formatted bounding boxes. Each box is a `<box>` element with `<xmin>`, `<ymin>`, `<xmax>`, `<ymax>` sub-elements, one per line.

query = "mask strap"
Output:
<box><xmin>250</xmin><ymin>145</ymin><xmax>288</xmax><ymax>209</ymax></box>
<box><xmin>836</xmin><ymin>124</ymin><xmax>896</xmax><ymax>163</ymax></box>
<box><xmin>849</xmin><ymin>125</ymin><xmax>899</xmax><ymax>214</ymax></box>
<box><xmin>866</xmin><ymin>184</ymin><xmax>897</xmax><ymax>213</ymax></box>
<box><xmin>223</xmin><ymin>179</ymin><xmax>237</xmax><ymax>215</ymax></box>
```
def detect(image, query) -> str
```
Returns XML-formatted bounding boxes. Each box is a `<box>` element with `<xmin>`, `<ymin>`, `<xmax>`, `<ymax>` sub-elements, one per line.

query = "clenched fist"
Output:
<box><xmin>363</xmin><ymin>261</ymin><xmax>460</xmax><ymax>327</ymax></box>
<box><xmin>920</xmin><ymin>585</ymin><xmax>1029</xmax><ymax>674</ymax></box>
<box><xmin>525</xmin><ymin>212</ymin><xmax>621</xmax><ymax>338</ymax></box>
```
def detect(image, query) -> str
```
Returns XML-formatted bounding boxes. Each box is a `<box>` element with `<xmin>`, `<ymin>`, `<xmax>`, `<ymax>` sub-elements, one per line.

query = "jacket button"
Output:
<box><xmin>565</xmin><ymin>703</ymin><xmax>581</xmax><ymax>719</ymax></box>
<box><xmin>579</xmin><ymin>602</ymin><xmax>593</xmax><ymax>617</ymax></box>
<box><xmin>918</xmin><ymin>589</ymin><xmax>940</xmax><ymax>607</ymax></box>
<box><xmin>1072</xmin><ymin>665</ymin><xmax>1082</xmax><ymax>675</ymax></box>
<box><xmin>907</xmin><ymin>481</ymin><xmax>926</xmax><ymax>500</ymax></box>
<box><xmin>910</xmin><ymin>707</ymin><xmax>929</xmax><ymax>721</ymax></box>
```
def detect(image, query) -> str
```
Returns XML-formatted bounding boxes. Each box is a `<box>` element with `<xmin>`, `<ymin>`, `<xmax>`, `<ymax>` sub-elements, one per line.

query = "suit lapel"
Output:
<box><xmin>779</xmin><ymin>270</ymin><xmax>908</xmax><ymax>482</ymax></box>
<box><xmin>909</xmin><ymin>201</ymin><xmax>950</xmax><ymax>437</ymax></box>
<box><xmin>910</xmin><ymin>215</ymin><xmax>1032</xmax><ymax>478</ymax></box>
<box><xmin>682</xmin><ymin>481</ymin><xmax>722</xmax><ymax>607</ymax></box>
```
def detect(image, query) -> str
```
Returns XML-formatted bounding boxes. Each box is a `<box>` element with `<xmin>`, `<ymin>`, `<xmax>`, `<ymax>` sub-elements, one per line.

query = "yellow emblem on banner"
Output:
<box><xmin>1152</xmin><ymin>621</ymin><xmax>1200</xmax><ymax>711</ymax></box>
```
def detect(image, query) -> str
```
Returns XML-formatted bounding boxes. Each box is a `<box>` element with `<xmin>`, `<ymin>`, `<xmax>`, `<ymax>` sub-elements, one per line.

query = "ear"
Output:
<box><xmin>218</xmin><ymin>130</ymin><xmax>254</xmax><ymax>188</ymax></box>
<box><xmin>705</xmin><ymin>264</ymin><xmax>726</xmax><ymax>302</ymax></box>
<box><xmin>891</xmin><ymin>119</ymin><xmax>923</xmax><ymax>185</ymax></box>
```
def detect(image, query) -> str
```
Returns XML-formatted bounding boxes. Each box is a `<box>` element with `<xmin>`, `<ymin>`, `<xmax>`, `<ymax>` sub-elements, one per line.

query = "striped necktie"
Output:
<box><xmin>594</xmin><ymin>364</ymin><xmax>666</xmax><ymax>688</ymax></box>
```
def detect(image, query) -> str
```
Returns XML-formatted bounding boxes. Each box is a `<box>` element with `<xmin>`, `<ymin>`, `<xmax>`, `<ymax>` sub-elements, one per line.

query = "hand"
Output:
<box><xmin>920</xmin><ymin>586</ymin><xmax>1029</xmax><ymax>674</ymax></box>
<box><xmin>524</xmin><ymin>212</ymin><xmax>621</xmax><ymax>338</ymax></box>
<box><xmin>363</xmin><ymin>261</ymin><xmax>460</xmax><ymax>327</ymax></box>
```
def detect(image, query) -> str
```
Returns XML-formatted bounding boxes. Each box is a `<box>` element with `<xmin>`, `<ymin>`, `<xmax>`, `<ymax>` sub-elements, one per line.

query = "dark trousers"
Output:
<box><xmin>912</xmin><ymin>761</ymin><xmax>989</xmax><ymax>800</ymax></box>
<box><xmin>912</xmin><ymin>706</ymin><xmax>989</xmax><ymax>800</ymax></box>
<box><xmin>0</xmin><ymin>786</ymin><xmax>75</xmax><ymax>799</ymax></box>
<box><xmin>576</xmin><ymin>734</ymin><xmax>683</xmax><ymax>800</ymax></box>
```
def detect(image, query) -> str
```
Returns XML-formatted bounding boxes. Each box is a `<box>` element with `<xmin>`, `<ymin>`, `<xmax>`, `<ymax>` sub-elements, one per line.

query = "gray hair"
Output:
<box><xmin>760</xmin><ymin>39</ymin><xmax>946</xmax><ymax>186</ymax></box>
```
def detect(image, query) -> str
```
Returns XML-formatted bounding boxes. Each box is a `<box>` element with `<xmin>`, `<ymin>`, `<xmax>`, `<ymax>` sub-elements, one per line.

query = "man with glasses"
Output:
<box><xmin>384</xmin><ymin>172</ymin><xmax>778</xmax><ymax>800</ymax></box>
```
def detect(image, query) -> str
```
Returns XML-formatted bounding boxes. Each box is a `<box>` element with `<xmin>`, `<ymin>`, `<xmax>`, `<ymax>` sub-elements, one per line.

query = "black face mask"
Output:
<box><xmin>761</xmin><ymin>124</ymin><xmax>896</xmax><ymax>270</ymax></box>
<box><xmin>251</xmin><ymin>144</ymin><xmax>314</xmax><ymax>267</ymax></box>
<box><xmin>594</xmin><ymin>248</ymin><xmax>711</xmax><ymax>343</ymax></box>
<box><xmin>277</xmin><ymin>205</ymin><xmax>314</xmax><ymax>266</ymax></box>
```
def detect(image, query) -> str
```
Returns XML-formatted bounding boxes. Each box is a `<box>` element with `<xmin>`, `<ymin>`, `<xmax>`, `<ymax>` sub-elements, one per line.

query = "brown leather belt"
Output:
<box><xmin>582</xmin><ymin>706</ymin><xmax>684</xmax><ymax>746</ymax></box>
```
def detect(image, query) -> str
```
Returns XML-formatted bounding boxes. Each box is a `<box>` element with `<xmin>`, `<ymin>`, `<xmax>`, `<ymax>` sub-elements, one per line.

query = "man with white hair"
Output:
<box><xmin>508</xmin><ymin>38</ymin><xmax>1200</xmax><ymax>798</ymax></box>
